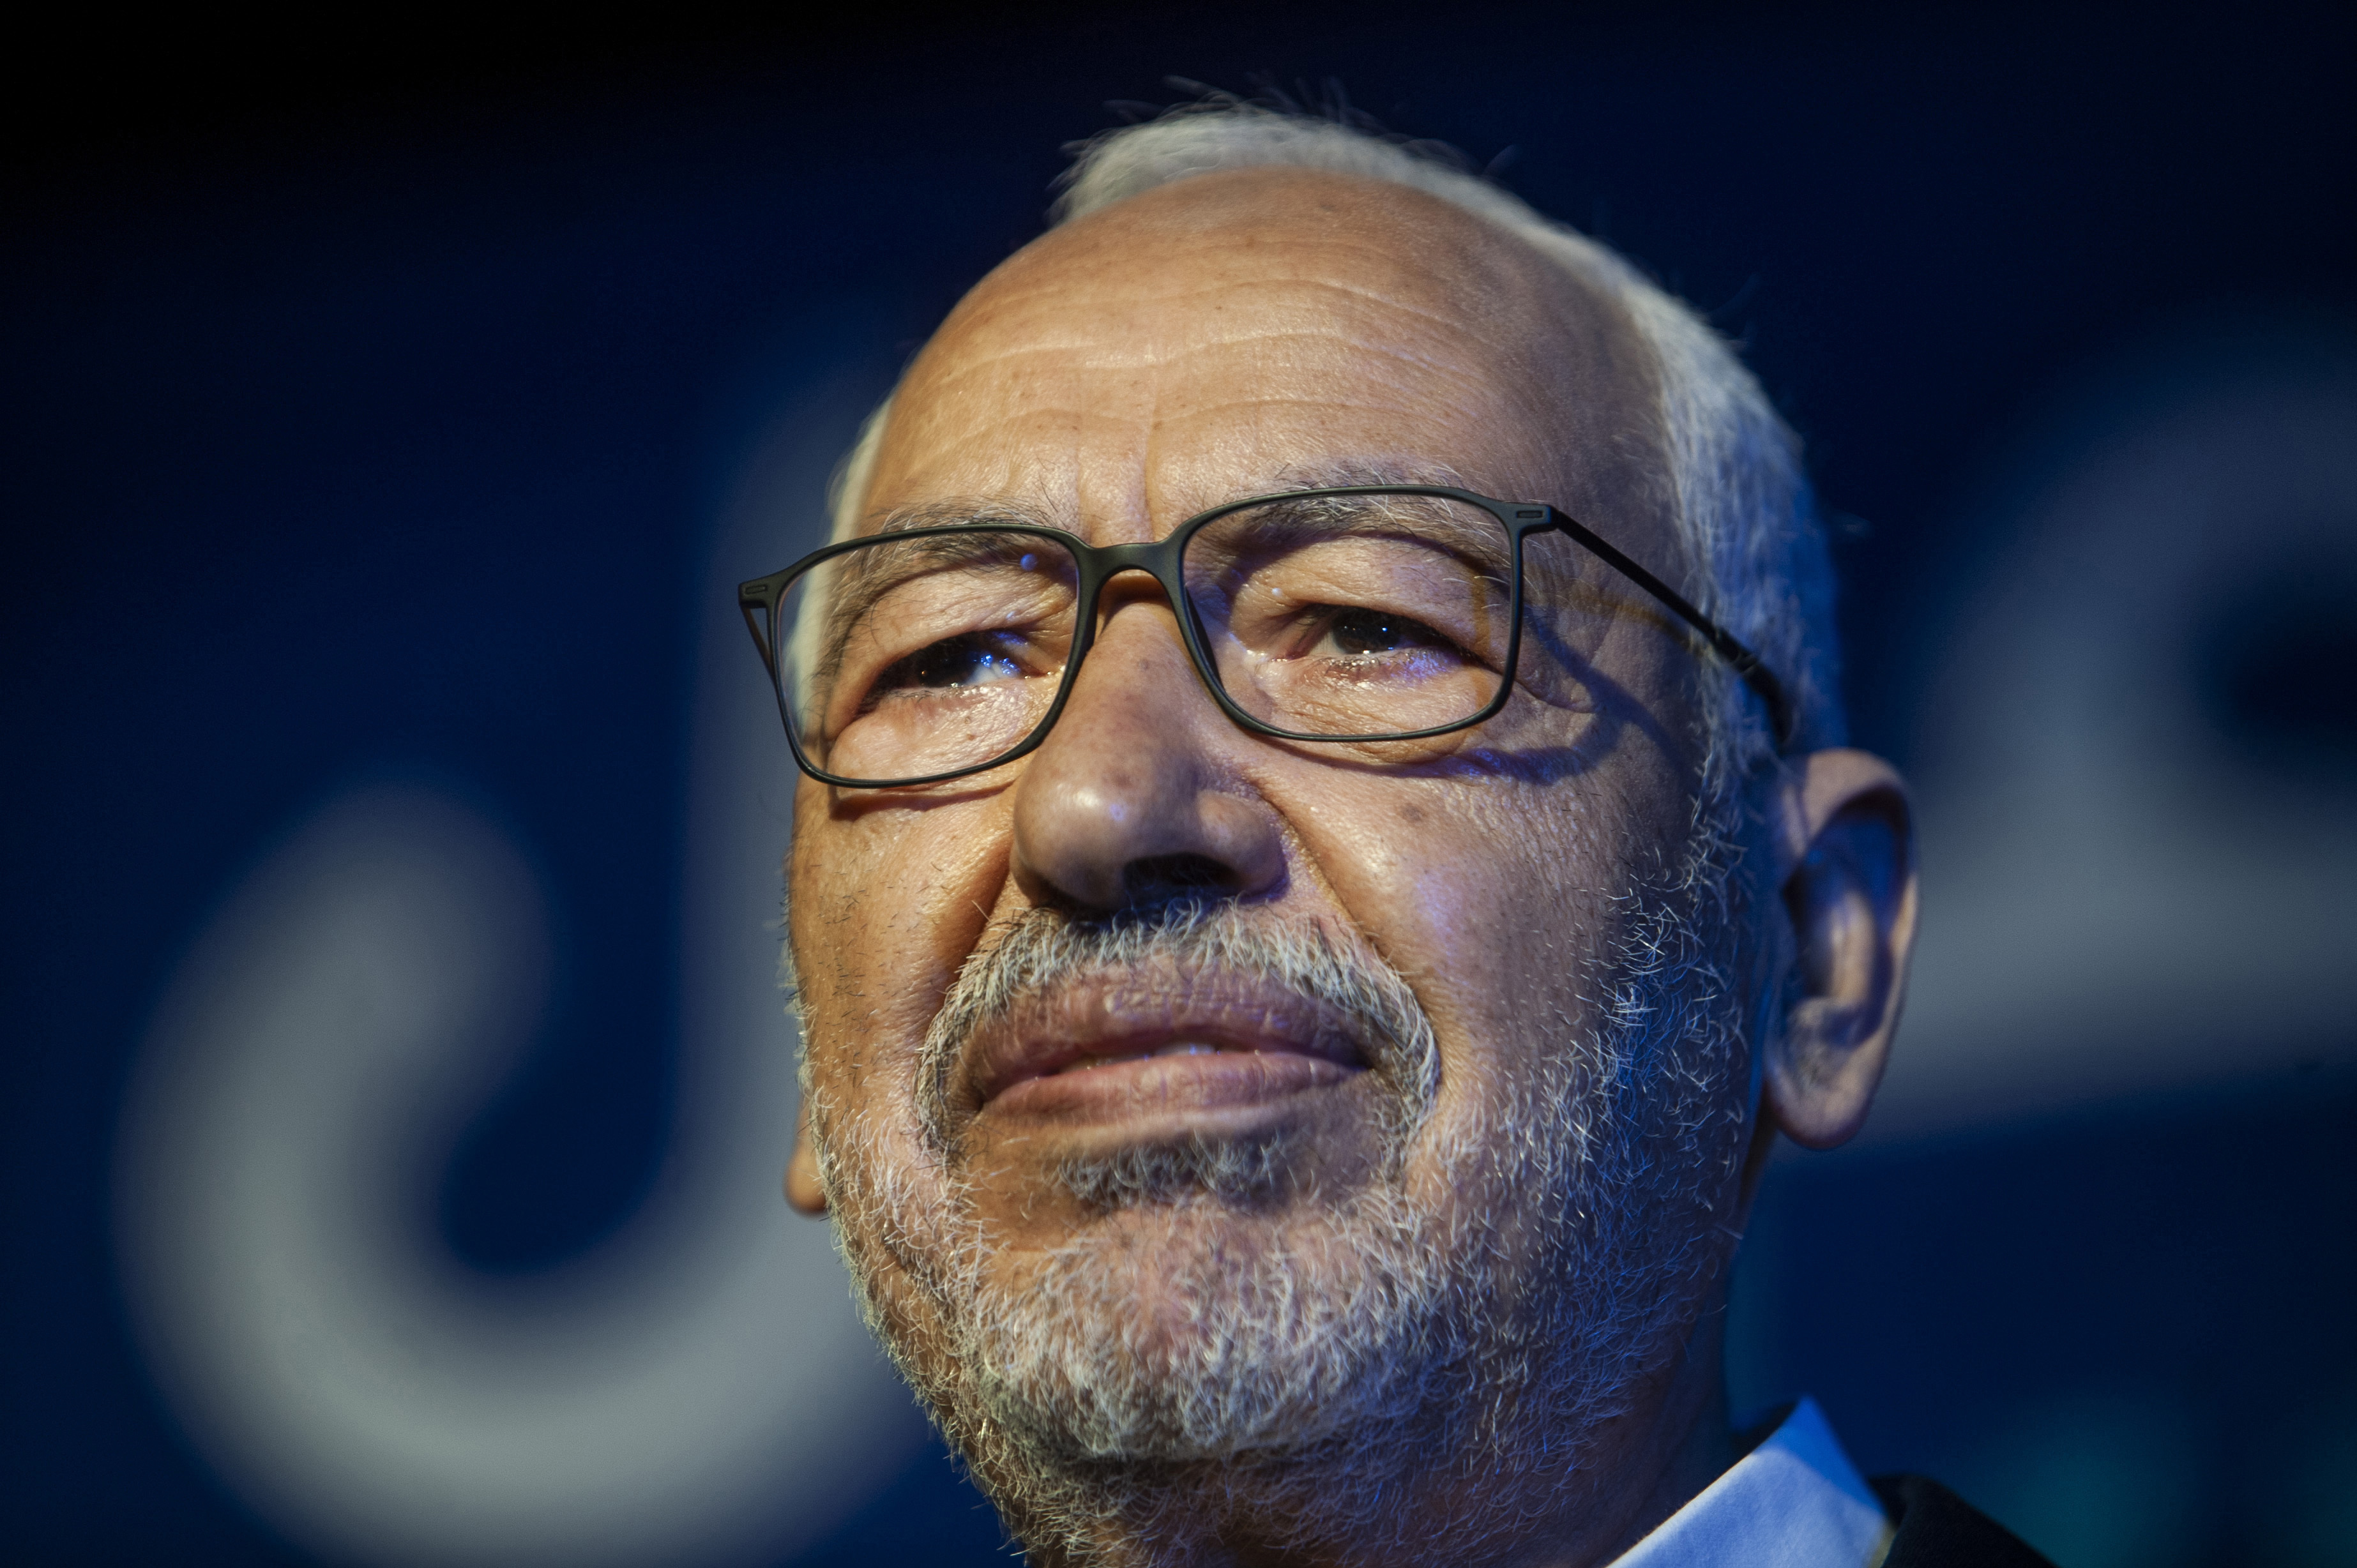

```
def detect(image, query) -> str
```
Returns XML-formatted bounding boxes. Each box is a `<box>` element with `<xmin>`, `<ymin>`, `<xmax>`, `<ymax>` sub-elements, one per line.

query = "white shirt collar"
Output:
<box><xmin>1608</xmin><ymin>1398</ymin><xmax>1894</xmax><ymax>1568</ymax></box>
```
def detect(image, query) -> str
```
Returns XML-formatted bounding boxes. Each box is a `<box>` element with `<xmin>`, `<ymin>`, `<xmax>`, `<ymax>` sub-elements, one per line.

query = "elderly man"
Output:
<box><xmin>739</xmin><ymin>103</ymin><xmax>2043</xmax><ymax>1566</ymax></box>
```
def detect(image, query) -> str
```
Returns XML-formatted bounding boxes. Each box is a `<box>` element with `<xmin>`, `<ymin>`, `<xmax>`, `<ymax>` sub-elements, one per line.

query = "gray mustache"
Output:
<box><xmin>915</xmin><ymin>898</ymin><xmax>1443</xmax><ymax>1163</ymax></box>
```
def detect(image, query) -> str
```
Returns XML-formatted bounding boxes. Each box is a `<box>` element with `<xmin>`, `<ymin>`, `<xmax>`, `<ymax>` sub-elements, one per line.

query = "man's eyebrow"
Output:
<box><xmin>1232</xmin><ymin>479</ymin><xmax>1516</xmax><ymax>573</ymax></box>
<box><xmin>862</xmin><ymin>497</ymin><xmax>1068</xmax><ymax>538</ymax></box>
<box><xmin>1252</xmin><ymin>458</ymin><xmax>1479</xmax><ymax>496</ymax></box>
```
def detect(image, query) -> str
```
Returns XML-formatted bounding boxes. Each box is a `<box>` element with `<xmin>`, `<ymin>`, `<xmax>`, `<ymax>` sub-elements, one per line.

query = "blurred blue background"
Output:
<box><xmin>4</xmin><ymin>4</ymin><xmax>2353</xmax><ymax>1564</ymax></box>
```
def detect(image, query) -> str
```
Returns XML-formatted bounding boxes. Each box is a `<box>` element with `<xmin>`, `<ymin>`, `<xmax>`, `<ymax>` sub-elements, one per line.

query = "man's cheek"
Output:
<box><xmin>838</xmin><ymin>794</ymin><xmax>1009</xmax><ymax>935</ymax></box>
<box><xmin>904</xmin><ymin>805</ymin><xmax>1017</xmax><ymax>987</ymax></box>
<box><xmin>1319</xmin><ymin>789</ymin><xmax>1573</xmax><ymax>1027</ymax></box>
<box><xmin>799</xmin><ymin>808</ymin><xmax>1011</xmax><ymax>1095</ymax></box>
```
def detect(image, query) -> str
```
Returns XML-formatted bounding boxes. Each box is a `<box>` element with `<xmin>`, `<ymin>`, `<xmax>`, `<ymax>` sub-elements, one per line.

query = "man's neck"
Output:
<box><xmin>1581</xmin><ymin>1382</ymin><xmax>1745</xmax><ymax>1565</ymax></box>
<box><xmin>1547</xmin><ymin>1325</ymin><xmax>1742</xmax><ymax>1568</ymax></box>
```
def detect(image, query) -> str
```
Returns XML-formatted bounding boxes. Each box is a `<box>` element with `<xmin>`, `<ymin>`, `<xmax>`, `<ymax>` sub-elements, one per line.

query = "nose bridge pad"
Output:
<box><xmin>1088</xmin><ymin>558</ymin><xmax>1182</xmax><ymax>626</ymax></box>
<box><xmin>1072</xmin><ymin>557</ymin><xmax>1211</xmax><ymax>697</ymax></box>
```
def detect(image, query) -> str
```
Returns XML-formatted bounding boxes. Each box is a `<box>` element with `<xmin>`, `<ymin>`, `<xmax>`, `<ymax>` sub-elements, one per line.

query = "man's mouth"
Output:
<box><xmin>1052</xmin><ymin>1041</ymin><xmax>1229</xmax><ymax>1072</ymax></box>
<box><xmin>957</xmin><ymin>974</ymin><xmax>1372</xmax><ymax>1127</ymax></box>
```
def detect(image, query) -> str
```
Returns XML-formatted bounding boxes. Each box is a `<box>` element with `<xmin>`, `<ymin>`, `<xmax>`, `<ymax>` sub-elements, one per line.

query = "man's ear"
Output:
<box><xmin>1764</xmin><ymin>748</ymin><xmax>1919</xmax><ymax>1150</ymax></box>
<box><xmin>785</xmin><ymin>1096</ymin><xmax>828</xmax><ymax>1216</ymax></box>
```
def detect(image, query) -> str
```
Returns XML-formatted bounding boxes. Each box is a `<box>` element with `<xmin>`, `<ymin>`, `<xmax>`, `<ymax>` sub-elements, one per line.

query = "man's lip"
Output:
<box><xmin>959</xmin><ymin>974</ymin><xmax>1371</xmax><ymax>1115</ymax></box>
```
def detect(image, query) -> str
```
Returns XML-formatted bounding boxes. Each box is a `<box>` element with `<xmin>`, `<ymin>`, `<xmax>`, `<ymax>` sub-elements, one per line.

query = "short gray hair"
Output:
<box><xmin>817</xmin><ymin>99</ymin><xmax>1845</xmax><ymax>788</ymax></box>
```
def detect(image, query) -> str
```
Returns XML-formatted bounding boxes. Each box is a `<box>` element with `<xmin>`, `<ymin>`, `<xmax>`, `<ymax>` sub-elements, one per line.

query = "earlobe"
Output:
<box><xmin>785</xmin><ymin>1096</ymin><xmax>829</xmax><ymax>1216</ymax></box>
<box><xmin>1764</xmin><ymin>749</ymin><xmax>1919</xmax><ymax>1150</ymax></box>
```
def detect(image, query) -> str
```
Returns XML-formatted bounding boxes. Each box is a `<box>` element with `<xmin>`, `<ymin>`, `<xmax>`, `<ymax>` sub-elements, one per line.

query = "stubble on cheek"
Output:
<box><xmin>1358</xmin><ymin>757</ymin><xmax>1705</xmax><ymax>1308</ymax></box>
<box><xmin>788</xmin><ymin>799</ymin><xmax>1011</xmax><ymax>1369</ymax></box>
<box><xmin>801</xmin><ymin>1026</ymin><xmax>985</xmax><ymax>1401</ymax></box>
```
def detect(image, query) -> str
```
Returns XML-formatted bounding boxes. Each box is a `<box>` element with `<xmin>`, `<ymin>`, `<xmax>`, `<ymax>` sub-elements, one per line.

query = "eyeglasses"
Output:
<box><xmin>738</xmin><ymin>485</ymin><xmax>1793</xmax><ymax>789</ymax></box>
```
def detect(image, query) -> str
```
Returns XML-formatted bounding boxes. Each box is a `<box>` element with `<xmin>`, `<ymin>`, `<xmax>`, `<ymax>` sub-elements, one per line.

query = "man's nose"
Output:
<box><xmin>1009</xmin><ymin>591</ymin><xmax>1287</xmax><ymax>914</ymax></box>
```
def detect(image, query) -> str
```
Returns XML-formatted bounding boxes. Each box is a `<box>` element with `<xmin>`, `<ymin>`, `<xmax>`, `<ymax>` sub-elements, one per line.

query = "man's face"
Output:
<box><xmin>787</xmin><ymin>169</ymin><xmax>1763</xmax><ymax>1548</ymax></box>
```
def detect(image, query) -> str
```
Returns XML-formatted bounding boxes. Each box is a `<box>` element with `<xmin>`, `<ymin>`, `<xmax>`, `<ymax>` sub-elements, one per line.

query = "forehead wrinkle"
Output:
<box><xmin>1179</xmin><ymin>273</ymin><xmax>1543</xmax><ymax>352</ymax></box>
<box><xmin>891</xmin><ymin>347</ymin><xmax>1519</xmax><ymax>512</ymax></box>
<box><xmin>912</xmin><ymin>288</ymin><xmax>1590</xmax><ymax>471</ymax></box>
<box><xmin>937</xmin><ymin>278</ymin><xmax>1524</xmax><ymax>382</ymax></box>
<box><xmin>912</xmin><ymin>315</ymin><xmax>1434</xmax><ymax>398</ymax></box>
<box><xmin>916</xmin><ymin>325</ymin><xmax>1516</xmax><ymax>446</ymax></box>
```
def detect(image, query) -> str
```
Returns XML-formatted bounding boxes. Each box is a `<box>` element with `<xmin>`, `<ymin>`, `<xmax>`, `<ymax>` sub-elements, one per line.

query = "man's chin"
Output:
<box><xmin>941</xmin><ymin>1179</ymin><xmax>1446</xmax><ymax>1470</ymax></box>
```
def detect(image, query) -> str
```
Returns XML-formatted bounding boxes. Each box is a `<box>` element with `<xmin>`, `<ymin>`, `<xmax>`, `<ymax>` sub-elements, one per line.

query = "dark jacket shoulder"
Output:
<box><xmin>1871</xmin><ymin>1475</ymin><xmax>2055</xmax><ymax>1567</ymax></box>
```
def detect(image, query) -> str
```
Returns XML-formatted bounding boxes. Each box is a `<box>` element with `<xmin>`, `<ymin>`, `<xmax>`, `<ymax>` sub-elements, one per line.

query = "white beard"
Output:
<box><xmin>808</xmin><ymin>845</ymin><xmax>1755</xmax><ymax>1566</ymax></box>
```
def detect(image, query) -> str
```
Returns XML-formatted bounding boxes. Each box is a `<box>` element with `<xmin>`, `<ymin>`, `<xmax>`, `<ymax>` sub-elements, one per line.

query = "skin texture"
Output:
<box><xmin>783</xmin><ymin>168</ymin><xmax>1918</xmax><ymax>1567</ymax></box>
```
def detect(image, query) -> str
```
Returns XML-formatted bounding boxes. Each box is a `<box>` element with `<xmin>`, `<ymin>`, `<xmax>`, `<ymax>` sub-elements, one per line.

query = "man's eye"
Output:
<box><xmin>869</xmin><ymin>634</ymin><xmax>1024</xmax><ymax>699</ymax></box>
<box><xmin>1310</xmin><ymin>608</ymin><xmax>1460</xmax><ymax>660</ymax></box>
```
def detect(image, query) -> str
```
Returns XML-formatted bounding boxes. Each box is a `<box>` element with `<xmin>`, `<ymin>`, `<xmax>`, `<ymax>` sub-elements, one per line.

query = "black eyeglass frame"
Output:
<box><xmin>738</xmin><ymin>483</ymin><xmax>1796</xmax><ymax>789</ymax></box>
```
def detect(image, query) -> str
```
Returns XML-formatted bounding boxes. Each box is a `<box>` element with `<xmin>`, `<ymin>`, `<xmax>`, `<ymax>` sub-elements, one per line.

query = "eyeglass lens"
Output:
<box><xmin>778</xmin><ymin>494</ymin><xmax>1517</xmax><ymax>783</ymax></box>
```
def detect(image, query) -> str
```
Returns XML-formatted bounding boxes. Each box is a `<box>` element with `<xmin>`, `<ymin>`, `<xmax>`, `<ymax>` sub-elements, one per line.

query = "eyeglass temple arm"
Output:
<box><xmin>1540</xmin><ymin>508</ymin><xmax>1798</xmax><ymax>748</ymax></box>
<box><xmin>738</xmin><ymin>580</ymin><xmax>780</xmax><ymax>671</ymax></box>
